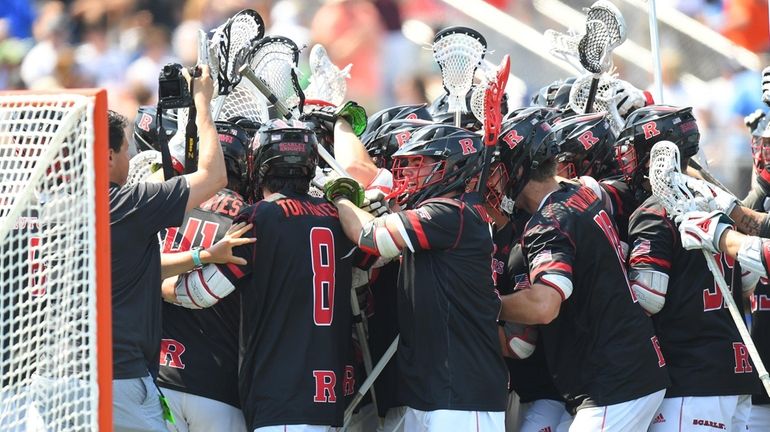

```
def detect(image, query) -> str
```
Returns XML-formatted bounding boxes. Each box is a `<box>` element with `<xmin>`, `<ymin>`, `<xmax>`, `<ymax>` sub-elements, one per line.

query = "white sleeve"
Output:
<box><xmin>366</xmin><ymin>168</ymin><xmax>393</xmax><ymax>195</ymax></box>
<box><xmin>174</xmin><ymin>265</ymin><xmax>236</xmax><ymax>309</ymax></box>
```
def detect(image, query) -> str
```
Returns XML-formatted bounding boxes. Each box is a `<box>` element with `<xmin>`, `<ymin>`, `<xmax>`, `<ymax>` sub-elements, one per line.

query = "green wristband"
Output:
<box><xmin>191</xmin><ymin>247</ymin><xmax>203</xmax><ymax>268</ymax></box>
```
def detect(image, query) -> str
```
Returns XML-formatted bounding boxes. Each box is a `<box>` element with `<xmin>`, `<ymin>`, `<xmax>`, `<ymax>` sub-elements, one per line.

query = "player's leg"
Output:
<box><xmin>569</xmin><ymin>388</ymin><xmax>664</xmax><ymax>432</ymax></box>
<box><xmin>504</xmin><ymin>391</ymin><xmax>520</xmax><ymax>432</ymax></box>
<box><xmin>161</xmin><ymin>388</ymin><xmax>189</xmax><ymax>432</ymax></box>
<box><xmin>749</xmin><ymin>403</ymin><xmax>770</xmax><ymax>430</ymax></box>
<box><xmin>403</xmin><ymin>408</ymin><xmax>505</xmax><ymax>432</ymax></box>
<box><xmin>113</xmin><ymin>374</ymin><xmax>168</xmax><ymax>432</ymax></box>
<box><xmin>518</xmin><ymin>399</ymin><xmax>568</xmax><ymax>432</ymax></box>
<box><xmin>730</xmin><ymin>394</ymin><xmax>751</xmax><ymax>431</ymax></box>
<box><xmin>167</xmin><ymin>388</ymin><xmax>246</xmax><ymax>432</ymax></box>
<box><xmin>649</xmin><ymin>395</ymin><xmax>742</xmax><ymax>432</ymax></box>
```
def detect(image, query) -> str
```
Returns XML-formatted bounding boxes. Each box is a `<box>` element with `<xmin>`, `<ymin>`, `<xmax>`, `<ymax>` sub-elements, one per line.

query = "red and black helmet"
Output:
<box><xmin>132</xmin><ymin>105</ymin><xmax>178</xmax><ymax>152</ymax></box>
<box><xmin>215</xmin><ymin>121</ymin><xmax>252</xmax><ymax>196</ymax></box>
<box><xmin>362</xmin><ymin>118</ymin><xmax>433</xmax><ymax>169</ymax></box>
<box><xmin>549</xmin><ymin>112</ymin><xmax>618</xmax><ymax>180</ymax></box>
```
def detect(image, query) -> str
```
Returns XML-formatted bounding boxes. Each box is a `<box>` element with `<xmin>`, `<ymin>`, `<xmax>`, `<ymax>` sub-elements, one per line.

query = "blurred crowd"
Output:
<box><xmin>1</xmin><ymin>0</ymin><xmax>769</xmax><ymax>195</ymax></box>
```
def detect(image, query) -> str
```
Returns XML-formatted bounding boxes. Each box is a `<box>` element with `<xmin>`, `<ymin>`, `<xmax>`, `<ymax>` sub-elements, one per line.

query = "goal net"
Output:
<box><xmin>0</xmin><ymin>90</ymin><xmax>111</xmax><ymax>431</ymax></box>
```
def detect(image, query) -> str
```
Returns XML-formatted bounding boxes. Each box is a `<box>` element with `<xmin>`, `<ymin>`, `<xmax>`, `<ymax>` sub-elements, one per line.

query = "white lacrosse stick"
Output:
<box><xmin>304</xmin><ymin>44</ymin><xmax>351</xmax><ymax>108</ymax></box>
<box><xmin>578</xmin><ymin>0</ymin><xmax>627</xmax><ymax>114</ymax></box>
<box><xmin>569</xmin><ymin>73</ymin><xmax>623</xmax><ymax>131</ymax></box>
<box><xmin>649</xmin><ymin>141</ymin><xmax>770</xmax><ymax>397</ymax></box>
<box><xmin>545</xmin><ymin>28</ymin><xmax>586</xmax><ymax>73</ymax></box>
<box><xmin>126</xmin><ymin>150</ymin><xmax>163</xmax><ymax>187</ymax></box>
<box><xmin>243</xmin><ymin>36</ymin><xmax>304</xmax><ymax>118</ymax></box>
<box><xmin>432</xmin><ymin>26</ymin><xmax>487</xmax><ymax>127</ymax></box>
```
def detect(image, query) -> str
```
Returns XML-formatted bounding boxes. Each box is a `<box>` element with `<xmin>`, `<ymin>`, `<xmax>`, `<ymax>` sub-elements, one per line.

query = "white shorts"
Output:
<box><xmin>648</xmin><ymin>394</ymin><xmax>751</xmax><ymax>432</ymax></box>
<box><xmin>377</xmin><ymin>406</ymin><xmax>407</xmax><ymax>432</ymax></box>
<box><xmin>346</xmin><ymin>402</ymin><xmax>379</xmax><ymax>432</ymax></box>
<box><xmin>518</xmin><ymin>399</ymin><xmax>569</xmax><ymax>432</ymax></box>
<box><xmin>504</xmin><ymin>392</ymin><xmax>520</xmax><ymax>432</ymax></box>
<box><xmin>403</xmin><ymin>407</ymin><xmax>505</xmax><ymax>432</ymax></box>
<box><xmin>567</xmin><ymin>388</ymin><xmax>665</xmax><ymax>432</ymax></box>
<box><xmin>162</xmin><ymin>387</ymin><xmax>246</xmax><ymax>432</ymax></box>
<box><xmin>254</xmin><ymin>425</ymin><xmax>335</xmax><ymax>432</ymax></box>
<box><xmin>750</xmin><ymin>403</ymin><xmax>770</xmax><ymax>431</ymax></box>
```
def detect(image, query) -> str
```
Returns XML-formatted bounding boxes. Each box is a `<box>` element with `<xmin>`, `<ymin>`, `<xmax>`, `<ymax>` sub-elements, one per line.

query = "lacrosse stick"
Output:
<box><xmin>649</xmin><ymin>141</ymin><xmax>770</xmax><ymax>397</ymax></box>
<box><xmin>244</xmin><ymin>36</ymin><xmax>304</xmax><ymax>118</ymax></box>
<box><xmin>208</xmin><ymin>9</ymin><xmax>265</xmax><ymax>97</ymax></box>
<box><xmin>126</xmin><ymin>150</ymin><xmax>163</xmax><ymax>187</ymax></box>
<box><xmin>343</xmin><ymin>336</ymin><xmax>399</xmax><ymax>429</ymax></box>
<box><xmin>477</xmin><ymin>55</ymin><xmax>510</xmax><ymax>198</ymax></box>
<box><xmin>545</xmin><ymin>28</ymin><xmax>586</xmax><ymax>73</ymax></box>
<box><xmin>304</xmin><ymin>44</ymin><xmax>352</xmax><ymax>108</ymax></box>
<box><xmin>569</xmin><ymin>73</ymin><xmax>624</xmax><ymax>133</ymax></box>
<box><xmin>577</xmin><ymin>0</ymin><xmax>626</xmax><ymax>114</ymax></box>
<box><xmin>432</xmin><ymin>26</ymin><xmax>487</xmax><ymax>128</ymax></box>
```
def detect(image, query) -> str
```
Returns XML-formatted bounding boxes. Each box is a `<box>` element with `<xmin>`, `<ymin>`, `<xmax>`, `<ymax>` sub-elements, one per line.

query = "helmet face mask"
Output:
<box><xmin>484</xmin><ymin>161</ymin><xmax>510</xmax><ymax>211</ymax></box>
<box><xmin>614</xmin><ymin>105</ymin><xmax>700</xmax><ymax>195</ymax></box>
<box><xmin>389</xmin><ymin>124</ymin><xmax>483</xmax><ymax>208</ymax></box>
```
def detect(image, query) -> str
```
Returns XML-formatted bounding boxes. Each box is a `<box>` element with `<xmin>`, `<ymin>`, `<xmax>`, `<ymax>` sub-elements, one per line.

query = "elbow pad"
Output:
<box><xmin>629</xmin><ymin>269</ymin><xmax>669</xmax><ymax>315</ymax></box>
<box><xmin>175</xmin><ymin>265</ymin><xmax>235</xmax><ymax>309</ymax></box>
<box><xmin>358</xmin><ymin>216</ymin><xmax>401</xmax><ymax>259</ymax></box>
<box><xmin>737</xmin><ymin>236</ymin><xmax>767</xmax><ymax>277</ymax></box>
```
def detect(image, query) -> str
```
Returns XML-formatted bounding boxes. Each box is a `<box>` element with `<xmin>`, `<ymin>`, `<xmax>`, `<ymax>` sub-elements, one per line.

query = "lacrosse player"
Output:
<box><xmin>485</xmin><ymin>111</ymin><xmax>569</xmax><ymax>432</ymax></box>
<box><xmin>154</xmin><ymin>121</ymin><xmax>254</xmax><ymax>432</ymax></box>
<box><xmin>497</xmin><ymin>108</ymin><xmax>669</xmax><ymax>432</ymax></box>
<box><xmin>171</xmin><ymin>120</ymin><xmax>376</xmax><ymax>431</ymax></box>
<box><xmin>328</xmin><ymin>124</ymin><xmax>508</xmax><ymax>432</ymax></box>
<box><xmin>622</xmin><ymin>105</ymin><xmax>761</xmax><ymax>431</ymax></box>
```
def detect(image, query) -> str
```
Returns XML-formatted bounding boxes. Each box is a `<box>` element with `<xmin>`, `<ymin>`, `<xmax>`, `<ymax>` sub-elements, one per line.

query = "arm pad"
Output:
<box><xmin>737</xmin><ymin>236</ymin><xmax>768</xmax><ymax>277</ymax></box>
<box><xmin>629</xmin><ymin>269</ymin><xmax>669</xmax><ymax>315</ymax></box>
<box><xmin>174</xmin><ymin>264</ymin><xmax>235</xmax><ymax>309</ymax></box>
<box><xmin>358</xmin><ymin>216</ymin><xmax>402</xmax><ymax>259</ymax></box>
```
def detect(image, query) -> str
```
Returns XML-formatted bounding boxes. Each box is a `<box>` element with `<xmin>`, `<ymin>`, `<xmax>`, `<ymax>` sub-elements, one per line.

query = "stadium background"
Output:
<box><xmin>0</xmin><ymin>0</ymin><xmax>766</xmax><ymax>195</ymax></box>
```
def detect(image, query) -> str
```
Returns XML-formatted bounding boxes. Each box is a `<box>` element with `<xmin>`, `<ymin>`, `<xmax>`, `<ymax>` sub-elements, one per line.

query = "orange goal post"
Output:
<box><xmin>0</xmin><ymin>89</ymin><xmax>111</xmax><ymax>431</ymax></box>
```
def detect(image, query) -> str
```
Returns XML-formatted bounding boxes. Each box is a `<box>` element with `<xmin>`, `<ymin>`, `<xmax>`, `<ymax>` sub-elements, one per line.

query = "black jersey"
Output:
<box><xmin>395</xmin><ymin>192</ymin><xmax>508</xmax><ymax>412</ymax></box>
<box><xmin>628</xmin><ymin>195</ymin><xmax>761</xmax><ymax>398</ymax></box>
<box><xmin>742</xmin><ymin>178</ymin><xmax>770</xmax><ymax>405</ymax></box>
<box><xmin>599</xmin><ymin>178</ymin><xmax>638</xmax><ymax>243</ymax></box>
<box><xmin>503</xmin><ymin>238</ymin><xmax>562</xmax><ymax>404</ymax></box>
<box><xmin>525</xmin><ymin>183</ymin><xmax>669</xmax><ymax>411</ymax></box>
<box><xmin>157</xmin><ymin>189</ymin><xmax>244</xmax><ymax>408</ymax></box>
<box><xmin>218</xmin><ymin>191</ymin><xmax>372</xmax><ymax>430</ymax></box>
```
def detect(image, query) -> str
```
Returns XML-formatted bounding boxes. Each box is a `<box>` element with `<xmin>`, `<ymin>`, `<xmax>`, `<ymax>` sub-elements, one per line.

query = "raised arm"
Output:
<box><xmin>182</xmin><ymin>65</ymin><xmax>227</xmax><ymax>212</ymax></box>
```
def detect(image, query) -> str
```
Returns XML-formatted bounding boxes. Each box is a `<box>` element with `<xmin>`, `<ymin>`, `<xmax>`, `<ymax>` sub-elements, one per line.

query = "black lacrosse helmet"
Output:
<box><xmin>362</xmin><ymin>118</ymin><xmax>433</xmax><ymax>169</ymax></box>
<box><xmin>390</xmin><ymin>124</ymin><xmax>484</xmax><ymax>208</ymax></box>
<box><xmin>215</xmin><ymin>121</ymin><xmax>252</xmax><ymax>196</ymax></box>
<box><xmin>429</xmin><ymin>85</ymin><xmax>509</xmax><ymax>131</ymax></box>
<box><xmin>133</xmin><ymin>105</ymin><xmax>178</xmax><ymax>152</ymax></box>
<box><xmin>614</xmin><ymin>105</ymin><xmax>700</xmax><ymax>196</ymax></box>
<box><xmin>247</xmin><ymin>119</ymin><xmax>318</xmax><ymax>201</ymax></box>
<box><xmin>363</xmin><ymin>104</ymin><xmax>433</xmax><ymax>135</ymax></box>
<box><xmin>549</xmin><ymin>112</ymin><xmax>618</xmax><ymax>180</ymax></box>
<box><xmin>495</xmin><ymin>107</ymin><xmax>562</xmax><ymax>207</ymax></box>
<box><xmin>531</xmin><ymin>77</ymin><xmax>576</xmax><ymax>109</ymax></box>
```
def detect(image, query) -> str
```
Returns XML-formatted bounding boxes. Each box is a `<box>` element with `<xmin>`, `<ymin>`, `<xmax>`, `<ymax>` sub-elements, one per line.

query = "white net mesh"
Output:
<box><xmin>249</xmin><ymin>36</ymin><xmax>302</xmax><ymax>117</ymax></box>
<box><xmin>126</xmin><ymin>150</ymin><xmax>162</xmax><ymax>187</ymax></box>
<box><xmin>212</xmin><ymin>78</ymin><xmax>270</xmax><ymax>123</ymax></box>
<box><xmin>0</xmin><ymin>93</ymin><xmax>102</xmax><ymax>430</ymax></box>
<box><xmin>578</xmin><ymin>0</ymin><xmax>627</xmax><ymax>74</ymax></box>
<box><xmin>569</xmin><ymin>73</ymin><xmax>624</xmax><ymax>131</ymax></box>
<box><xmin>209</xmin><ymin>9</ymin><xmax>265</xmax><ymax>95</ymax></box>
<box><xmin>649</xmin><ymin>140</ymin><xmax>712</xmax><ymax>216</ymax></box>
<box><xmin>545</xmin><ymin>28</ymin><xmax>585</xmax><ymax>73</ymax></box>
<box><xmin>470</xmin><ymin>81</ymin><xmax>488</xmax><ymax>128</ymax></box>
<box><xmin>432</xmin><ymin>30</ymin><xmax>486</xmax><ymax>114</ymax></box>
<box><xmin>304</xmin><ymin>44</ymin><xmax>351</xmax><ymax>107</ymax></box>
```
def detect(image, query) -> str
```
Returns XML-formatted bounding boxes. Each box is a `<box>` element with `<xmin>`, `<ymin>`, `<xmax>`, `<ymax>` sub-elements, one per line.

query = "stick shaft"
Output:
<box><xmin>703</xmin><ymin>252</ymin><xmax>770</xmax><ymax>396</ymax></box>
<box><xmin>343</xmin><ymin>336</ymin><xmax>399</xmax><ymax>427</ymax></box>
<box><xmin>350</xmin><ymin>289</ymin><xmax>378</xmax><ymax>413</ymax></box>
<box><xmin>238</xmin><ymin>65</ymin><xmax>292</xmax><ymax>119</ymax></box>
<box><xmin>648</xmin><ymin>0</ymin><xmax>664</xmax><ymax>103</ymax></box>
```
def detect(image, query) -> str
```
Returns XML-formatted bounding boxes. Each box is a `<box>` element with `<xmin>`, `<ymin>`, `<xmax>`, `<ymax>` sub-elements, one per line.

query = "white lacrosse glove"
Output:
<box><xmin>502</xmin><ymin>322</ymin><xmax>538</xmax><ymax>360</ymax></box>
<box><xmin>676</xmin><ymin>210</ymin><xmax>734</xmax><ymax>254</ymax></box>
<box><xmin>685</xmin><ymin>176</ymin><xmax>739</xmax><ymax>215</ymax></box>
<box><xmin>361</xmin><ymin>189</ymin><xmax>391</xmax><ymax>217</ymax></box>
<box><xmin>611</xmin><ymin>79</ymin><xmax>646</xmax><ymax>117</ymax></box>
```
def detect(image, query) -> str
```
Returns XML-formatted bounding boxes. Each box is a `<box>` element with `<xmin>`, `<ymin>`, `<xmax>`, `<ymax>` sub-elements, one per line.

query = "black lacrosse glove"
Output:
<box><xmin>300</xmin><ymin>101</ymin><xmax>368</xmax><ymax>137</ymax></box>
<box><xmin>324</xmin><ymin>176</ymin><xmax>365</xmax><ymax>207</ymax></box>
<box><xmin>300</xmin><ymin>105</ymin><xmax>337</xmax><ymax>149</ymax></box>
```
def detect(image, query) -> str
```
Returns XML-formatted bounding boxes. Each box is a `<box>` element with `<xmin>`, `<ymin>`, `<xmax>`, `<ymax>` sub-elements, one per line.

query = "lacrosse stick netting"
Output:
<box><xmin>247</xmin><ymin>36</ymin><xmax>305</xmax><ymax>117</ymax></box>
<box><xmin>477</xmin><ymin>55</ymin><xmax>510</xmax><ymax>197</ymax></box>
<box><xmin>578</xmin><ymin>0</ymin><xmax>627</xmax><ymax>113</ymax></box>
<box><xmin>126</xmin><ymin>150</ymin><xmax>163</xmax><ymax>187</ymax></box>
<box><xmin>304</xmin><ymin>44</ymin><xmax>351</xmax><ymax>108</ymax></box>
<box><xmin>569</xmin><ymin>73</ymin><xmax>624</xmax><ymax>132</ymax></box>
<box><xmin>432</xmin><ymin>26</ymin><xmax>487</xmax><ymax>125</ymax></box>
<box><xmin>208</xmin><ymin>9</ymin><xmax>265</xmax><ymax>97</ymax></box>
<box><xmin>649</xmin><ymin>141</ymin><xmax>770</xmax><ymax>397</ymax></box>
<box><xmin>545</xmin><ymin>28</ymin><xmax>585</xmax><ymax>73</ymax></box>
<box><xmin>211</xmin><ymin>78</ymin><xmax>270</xmax><ymax>124</ymax></box>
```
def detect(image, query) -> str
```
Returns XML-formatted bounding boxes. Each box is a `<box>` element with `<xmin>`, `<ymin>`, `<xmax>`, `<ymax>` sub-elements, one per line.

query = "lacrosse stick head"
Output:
<box><xmin>126</xmin><ymin>150</ymin><xmax>163</xmax><ymax>186</ymax></box>
<box><xmin>532</xmin><ymin>77</ymin><xmax>576</xmax><ymax>109</ymax></box>
<box><xmin>648</xmin><ymin>140</ymin><xmax>712</xmax><ymax>217</ymax></box>
<box><xmin>494</xmin><ymin>107</ymin><xmax>562</xmax><ymax>210</ymax></box>
<box><xmin>432</xmin><ymin>26</ymin><xmax>487</xmax><ymax>115</ymax></box>
<box><xmin>362</xmin><ymin>118</ymin><xmax>433</xmax><ymax>169</ymax></box>
<box><xmin>483</xmin><ymin>55</ymin><xmax>510</xmax><ymax>148</ymax></box>
<box><xmin>568</xmin><ymin>73</ymin><xmax>624</xmax><ymax>127</ymax></box>
<box><xmin>578</xmin><ymin>0</ymin><xmax>627</xmax><ymax>74</ymax></box>
<box><xmin>304</xmin><ymin>44</ymin><xmax>351</xmax><ymax>107</ymax></box>
<box><xmin>547</xmin><ymin>111</ymin><xmax>619</xmax><ymax>179</ymax></box>
<box><xmin>212</xmin><ymin>77</ymin><xmax>270</xmax><ymax>124</ymax></box>
<box><xmin>615</xmin><ymin>105</ymin><xmax>700</xmax><ymax>195</ymax></box>
<box><xmin>132</xmin><ymin>105</ymin><xmax>178</xmax><ymax>152</ymax></box>
<box><xmin>209</xmin><ymin>9</ymin><xmax>265</xmax><ymax>96</ymax></box>
<box><xmin>545</xmin><ymin>28</ymin><xmax>585</xmax><ymax>73</ymax></box>
<box><xmin>389</xmin><ymin>124</ymin><xmax>484</xmax><ymax>208</ymax></box>
<box><xmin>248</xmin><ymin>35</ymin><xmax>305</xmax><ymax>117</ymax></box>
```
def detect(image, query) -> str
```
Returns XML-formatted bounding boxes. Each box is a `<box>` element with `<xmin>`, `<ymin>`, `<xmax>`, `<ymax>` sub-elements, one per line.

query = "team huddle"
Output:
<box><xmin>54</xmin><ymin>4</ymin><xmax>770</xmax><ymax>432</ymax></box>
